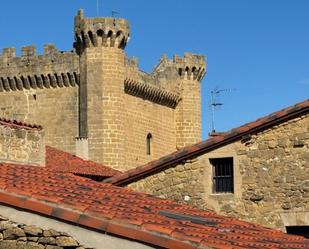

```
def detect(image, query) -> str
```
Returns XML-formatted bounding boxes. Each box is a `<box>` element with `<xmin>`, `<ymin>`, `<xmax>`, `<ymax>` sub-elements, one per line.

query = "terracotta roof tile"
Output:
<box><xmin>107</xmin><ymin>99</ymin><xmax>309</xmax><ymax>186</ymax></box>
<box><xmin>0</xmin><ymin>163</ymin><xmax>308</xmax><ymax>248</ymax></box>
<box><xmin>0</xmin><ymin>117</ymin><xmax>42</xmax><ymax>130</ymax></box>
<box><xmin>46</xmin><ymin>146</ymin><xmax>121</xmax><ymax>177</ymax></box>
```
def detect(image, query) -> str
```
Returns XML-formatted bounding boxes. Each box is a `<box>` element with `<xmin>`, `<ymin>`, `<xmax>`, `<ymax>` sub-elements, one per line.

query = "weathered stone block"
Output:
<box><xmin>3</xmin><ymin>227</ymin><xmax>26</xmax><ymax>239</ymax></box>
<box><xmin>56</xmin><ymin>236</ymin><xmax>79</xmax><ymax>247</ymax></box>
<box><xmin>23</xmin><ymin>226</ymin><xmax>42</xmax><ymax>236</ymax></box>
<box><xmin>0</xmin><ymin>240</ymin><xmax>18</xmax><ymax>249</ymax></box>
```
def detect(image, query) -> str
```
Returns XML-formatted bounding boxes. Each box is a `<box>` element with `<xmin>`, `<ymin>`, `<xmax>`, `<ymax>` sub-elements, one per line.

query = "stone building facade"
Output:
<box><xmin>0</xmin><ymin>10</ymin><xmax>206</xmax><ymax>171</ymax></box>
<box><xmin>108</xmin><ymin>100</ymin><xmax>309</xmax><ymax>233</ymax></box>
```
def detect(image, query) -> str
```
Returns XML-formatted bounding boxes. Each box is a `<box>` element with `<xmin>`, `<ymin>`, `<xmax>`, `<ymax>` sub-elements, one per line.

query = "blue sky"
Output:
<box><xmin>0</xmin><ymin>1</ymin><xmax>308</xmax><ymax>139</ymax></box>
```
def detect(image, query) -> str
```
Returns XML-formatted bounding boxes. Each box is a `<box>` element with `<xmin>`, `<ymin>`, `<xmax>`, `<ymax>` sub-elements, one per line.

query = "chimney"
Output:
<box><xmin>75</xmin><ymin>137</ymin><xmax>89</xmax><ymax>160</ymax></box>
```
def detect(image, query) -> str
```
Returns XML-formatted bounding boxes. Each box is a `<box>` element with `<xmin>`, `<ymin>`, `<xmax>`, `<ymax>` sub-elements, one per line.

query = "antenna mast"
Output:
<box><xmin>210</xmin><ymin>88</ymin><xmax>235</xmax><ymax>132</ymax></box>
<box><xmin>96</xmin><ymin>0</ymin><xmax>100</xmax><ymax>16</ymax></box>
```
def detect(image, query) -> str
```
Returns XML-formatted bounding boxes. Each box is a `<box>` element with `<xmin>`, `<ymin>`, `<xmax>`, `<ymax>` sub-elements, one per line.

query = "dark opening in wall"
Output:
<box><xmin>33</xmin><ymin>94</ymin><xmax>37</xmax><ymax>100</ymax></box>
<box><xmin>210</xmin><ymin>157</ymin><xmax>234</xmax><ymax>193</ymax></box>
<box><xmin>146</xmin><ymin>133</ymin><xmax>153</xmax><ymax>155</ymax></box>
<box><xmin>286</xmin><ymin>226</ymin><xmax>309</xmax><ymax>239</ymax></box>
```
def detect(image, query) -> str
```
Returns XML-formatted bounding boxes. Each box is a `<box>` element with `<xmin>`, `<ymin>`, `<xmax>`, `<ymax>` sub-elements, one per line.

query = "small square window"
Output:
<box><xmin>210</xmin><ymin>157</ymin><xmax>234</xmax><ymax>193</ymax></box>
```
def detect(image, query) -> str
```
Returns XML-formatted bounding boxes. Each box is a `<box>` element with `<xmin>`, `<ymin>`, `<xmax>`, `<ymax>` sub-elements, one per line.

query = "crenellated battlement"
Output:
<box><xmin>0</xmin><ymin>44</ymin><xmax>79</xmax><ymax>71</ymax></box>
<box><xmin>0</xmin><ymin>44</ymin><xmax>80</xmax><ymax>91</ymax></box>
<box><xmin>150</xmin><ymin>53</ymin><xmax>206</xmax><ymax>82</ymax></box>
<box><xmin>74</xmin><ymin>9</ymin><xmax>130</xmax><ymax>51</ymax></box>
<box><xmin>173</xmin><ymin>53</ymin><xmax>206</xmax><ymax>81</ymax></box>
<box><xmin>0</xmin><ymin>9</ymin><xmax>206</xmax><ymax>170</ymax></box>
<box><xmin>123</xmin><ymin>53</ymin><xmax>206</xmax><ymax>106</ymax></box>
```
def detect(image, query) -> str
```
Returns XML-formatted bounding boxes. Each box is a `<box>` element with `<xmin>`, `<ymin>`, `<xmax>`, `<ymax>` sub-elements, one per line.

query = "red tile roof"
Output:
<box><xmin>0</xmin><ymin>163</ymin><xmax>308</xmax><ymax>249</ymax></box>
<box><xmin>107</xmin><ymin>99</ymin><xmax>309</xmax><ymax>186</ymax></box>
<box><xmin>0</xmin><ymin>118</ymin><xmax>42</xmax><ymax>130</ymax></box>
<box><xmin>46</xmin><ymin>146</ymin><xmax>121</xmax><ymax>177</ymax></box>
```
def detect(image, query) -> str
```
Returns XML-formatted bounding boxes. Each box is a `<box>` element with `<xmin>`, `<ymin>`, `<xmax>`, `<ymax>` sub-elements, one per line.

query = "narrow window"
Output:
<box><xmin>146</xmin><ymin>133</ymin><xmax>152</xmax><ymax>155</ymax></box>
<box><xmin>210</xmin><ymin>157</ymin><xmax>234</xmax><ymax>193</ymax></box>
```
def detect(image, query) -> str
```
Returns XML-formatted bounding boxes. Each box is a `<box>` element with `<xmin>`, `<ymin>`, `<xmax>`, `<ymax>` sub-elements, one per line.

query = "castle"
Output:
<box><xmin>0</xmin><ymin>10</ymin><xmax>206</xmax><ymax>171</ymax></box>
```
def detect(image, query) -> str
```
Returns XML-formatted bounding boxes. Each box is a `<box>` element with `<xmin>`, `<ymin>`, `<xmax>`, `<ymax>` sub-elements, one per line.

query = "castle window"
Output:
<box><xmin>210</xmin><ymin>157</ymin><xmax>234</xmax><ymax>193</ymax></box>
<box><xmin>146</xmin><ymin>133</ymin><xmax>153</xmax><ymax>155</ymax></box>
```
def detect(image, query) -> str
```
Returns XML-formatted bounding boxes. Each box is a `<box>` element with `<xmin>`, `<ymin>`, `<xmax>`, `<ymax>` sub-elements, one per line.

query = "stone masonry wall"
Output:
<box><xmin>175</xmin><ymin>77</ymin><xmax>201</xmax><ymax>148</ymax></box>
<box><xmin>0</xmin><ymin>124</ymin><xmax>44</xmax><ymax>166</ymax></box>
<box><xmin>0</xmin><ymin>46</ymin><xmax>79</xmax><ymax>154</ymax></box>
<box><xmin>0</xmin><ymin>215</ymin><xmax>91</xmax><ymax>249</ymax></box>
<box><xmin>123</xmin><ymin>93</ymin><xmax>176</xmax><ymax>170</ymax></box>
<box><xmin>129</xmin><ymin>114</ymin><xmax>309</xmax><ymax>230</ymax></box>
<box><xmin>128</xmin><ymin>160</ymin><xmax>206</xmax><ymax>208</ymax></box>
<box><xmin>0</xmin><ymin>87</ymin><xmax>78</xmax><ymax>154</ymax></box>
<box><xmin>1</xmin><ymin>11</ymin><xmax>206</xmax><ymax>171</ymax></box>
<box><xmin>81</xmin><ymin>47</ymin><xmax>126</xmax><ymax>170</ymax></box>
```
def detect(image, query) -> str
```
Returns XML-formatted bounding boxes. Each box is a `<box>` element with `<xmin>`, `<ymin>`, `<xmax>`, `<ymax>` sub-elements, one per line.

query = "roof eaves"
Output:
<box><xmin>0</xmin><ymin>190</ymin><xmax>200</xmax><ymax>249</ymax></box>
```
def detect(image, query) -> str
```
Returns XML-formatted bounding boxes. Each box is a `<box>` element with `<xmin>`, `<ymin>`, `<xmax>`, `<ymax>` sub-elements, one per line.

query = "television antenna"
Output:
<box><xmin>96</xmin><ymin>0</ymin><xmax>100</xmax><ymax>16</ymax></box>
<box><xmin>112</xmin><ymin>10</ymin><xmax>120</xmax><ymax>17</ymax></box>
<box><xmin>210</xmin><ymin>87</ymin><xmax>235</xmax><ymax>133</ymax></box>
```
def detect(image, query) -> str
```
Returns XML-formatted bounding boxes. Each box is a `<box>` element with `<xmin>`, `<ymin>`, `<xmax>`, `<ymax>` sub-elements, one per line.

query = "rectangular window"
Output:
<box><xmin>210</xmin><ymin>157</ymin><xmax>234</xmax><ymax>193</ymax></box>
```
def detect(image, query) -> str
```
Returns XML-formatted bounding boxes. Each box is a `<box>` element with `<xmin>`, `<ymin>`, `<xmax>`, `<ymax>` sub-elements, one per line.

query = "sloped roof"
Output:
<box><xmin>46</xmin><ymin>146</ymin><xmax>121</xmax><ymax>177</ymax></box>
<box><xmin>0</xmin><ymin>163</ymin><xmax>308</xmax><ymax>249</ymax></box>
<box><xmin>0</xmin><ymin>118</ymin><xmax>42</xmax><ymax>130</ymax></box>
<box><xmin>107</xmin><ymin>99</ymin><xmax>309</xmax><ymax>186</ymax></box>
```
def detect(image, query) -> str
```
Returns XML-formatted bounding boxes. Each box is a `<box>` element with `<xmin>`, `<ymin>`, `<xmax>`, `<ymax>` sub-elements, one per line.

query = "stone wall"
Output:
<box><xmin>0</xmin><ymin>215</ymin><xmax>90</xmax><ymax>249</ymax></box>
<box><xmin>0</xmin><ymin>10</ymin><xmax>206</xmax><ymax>171</ymax></box>
<box><xmin>0</xmin><ymin>87</ymin><xmax>78</xmax><ymax>154</ymax></box>
<box><xmin>0</xmin><ymin>45</ymin><xmax>79</xmax><ymax>155</ymax></box>
<box><xmin>129</xmin><ymin>114</ymin><xmax>309</xmax><ymax>230</ymax></box>
<box><xmin>174</xmin><ymin>54</ymin><xmax>205</xmax><ymax>148</ymax></box>
<box><xmin>123</xmin><ymin>93</ymin><xmax>176</xmax><ymax>170</ymax></box>
<box><xmin>0</xmin><ymin>123</ymin><xmax>44</xmax><ymax>166</ymax></box>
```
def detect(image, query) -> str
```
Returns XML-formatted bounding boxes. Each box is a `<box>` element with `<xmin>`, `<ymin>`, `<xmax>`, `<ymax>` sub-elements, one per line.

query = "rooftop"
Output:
<box><xmin>0</xmin><ymin>162</ymin><xmax>308</xmax><ymax>248</ymax></box>
<box><xmin>45</xmin><ymin>146</ymin><xmax>121</xmax><ymax>178</ymax></box>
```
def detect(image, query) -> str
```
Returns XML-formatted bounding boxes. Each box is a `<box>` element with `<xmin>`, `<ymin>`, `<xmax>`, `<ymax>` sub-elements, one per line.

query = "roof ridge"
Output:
<box><xmin>106</xmin><ymin>98</ymin><xmax>309</xmax><ymax>186</ymax></box>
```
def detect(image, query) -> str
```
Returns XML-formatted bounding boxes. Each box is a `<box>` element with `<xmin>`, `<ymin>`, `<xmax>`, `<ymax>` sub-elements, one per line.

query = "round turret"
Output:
<box><xmin>74</xmin><ymin>9</ymin><xmax>130</xmax><ymax>52</ymax></box>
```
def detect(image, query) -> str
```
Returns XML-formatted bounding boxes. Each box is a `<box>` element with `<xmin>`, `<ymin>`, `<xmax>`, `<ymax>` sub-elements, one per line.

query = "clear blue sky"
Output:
<box><xmin>1</xmin><ymin>1</ymin><xmax>308</xmax><ymax>139</ymax></box>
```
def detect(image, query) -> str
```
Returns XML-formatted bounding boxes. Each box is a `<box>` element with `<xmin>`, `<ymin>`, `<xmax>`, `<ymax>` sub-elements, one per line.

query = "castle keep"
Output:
<box><xmin>0</xmin><ymin>10</ymin><xmax>206</xmax><ymax>171</ymax></box>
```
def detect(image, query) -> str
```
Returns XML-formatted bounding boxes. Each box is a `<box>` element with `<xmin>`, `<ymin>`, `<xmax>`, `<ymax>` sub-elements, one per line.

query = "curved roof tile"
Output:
<box><xmin>0</xmin><ymin>163</ymin><xmax>308</xmax><ymax>248</ymax></box>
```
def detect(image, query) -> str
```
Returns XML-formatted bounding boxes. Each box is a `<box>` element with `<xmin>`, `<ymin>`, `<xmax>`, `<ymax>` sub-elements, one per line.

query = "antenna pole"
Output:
<box><xmin>96</xmin><ymin>0</ymin><xmax>99</xmax><ymax>16</ymax></box>
<box><xmin>211</xmin><ymin>91</ymin><xmax>216</xmax><ymax>132</ymax></box>
<box><xmin>210</xmin><ymin>88</ymin><xmax>234</xmax><ymax>133</ymax></box>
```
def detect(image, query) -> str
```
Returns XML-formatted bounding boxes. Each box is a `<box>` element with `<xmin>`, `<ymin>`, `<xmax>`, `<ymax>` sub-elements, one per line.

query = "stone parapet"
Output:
<box><xmin>74</xmin><ymin>9</ymin><xmax>130</xmax><ymax>51</ymax></box>
<box><xmin>0</xmin><ymin>119</ymin><xmax>45</xmax><ymax>166</ymax></box>
<box><xmin>0</xmin><ymin>45</ymin><xmax>79</xmax><ymax>92</ymax></box>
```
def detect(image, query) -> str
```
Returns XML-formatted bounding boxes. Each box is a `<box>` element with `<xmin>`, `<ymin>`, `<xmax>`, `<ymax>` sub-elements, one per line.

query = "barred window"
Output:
<box><xmin>210</xmin><ymin>157</ymin><xmax>234</xmax><ymax>193</ymax></box>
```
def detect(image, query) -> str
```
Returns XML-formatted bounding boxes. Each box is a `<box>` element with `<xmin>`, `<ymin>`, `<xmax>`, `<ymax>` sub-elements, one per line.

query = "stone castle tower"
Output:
<box><xmin>0</xmin><ymin>10</ymin><xmax>206</xmax><ymax>171</ymax></box>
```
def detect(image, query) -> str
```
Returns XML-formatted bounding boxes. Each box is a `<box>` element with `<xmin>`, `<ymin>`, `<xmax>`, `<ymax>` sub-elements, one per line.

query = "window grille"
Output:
<box><xmin>210</xmin><ymin>157</ymin><xmax>234</xmax><ymax>193</ymax></box>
